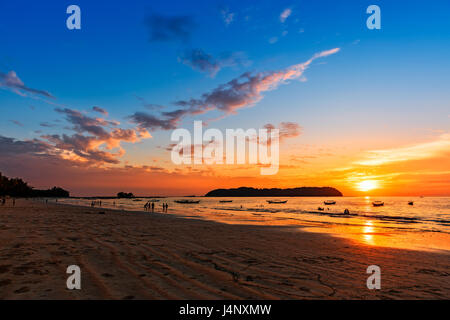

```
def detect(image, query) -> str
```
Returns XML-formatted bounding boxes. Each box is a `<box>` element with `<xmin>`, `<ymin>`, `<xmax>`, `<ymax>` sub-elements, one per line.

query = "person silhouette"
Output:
<box><xmin>151</xmin><ymin>202</ymin><xmax>155</xmax><ymax>212</ymax></box>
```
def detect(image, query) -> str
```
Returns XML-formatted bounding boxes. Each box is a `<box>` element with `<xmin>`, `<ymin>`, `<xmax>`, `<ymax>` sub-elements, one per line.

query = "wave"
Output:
<box><xmin>211</xmin><ymin>206</ymin><xmax>450</xmax><ymax>227</ymax></box>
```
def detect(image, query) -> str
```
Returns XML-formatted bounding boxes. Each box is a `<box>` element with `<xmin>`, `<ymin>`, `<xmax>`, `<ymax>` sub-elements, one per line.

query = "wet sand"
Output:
<box><xmin>0</xmin><ymin>199</ymin><xmax>448</xmax><ymax>299</ymax></box>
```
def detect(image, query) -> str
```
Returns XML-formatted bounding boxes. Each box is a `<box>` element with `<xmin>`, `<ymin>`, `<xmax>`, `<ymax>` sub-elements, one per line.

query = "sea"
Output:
<box><xmin>58</xmin><ymin>196</ymin><xmax>450</xmax><ymax>252</ymax></box>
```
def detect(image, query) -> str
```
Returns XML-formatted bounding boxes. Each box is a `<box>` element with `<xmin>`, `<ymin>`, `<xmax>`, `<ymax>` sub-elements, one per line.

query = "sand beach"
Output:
<box><xmin>0</xmin><ymin>199</ymin><xmax>448</xmax><ymax>299</ymax></box>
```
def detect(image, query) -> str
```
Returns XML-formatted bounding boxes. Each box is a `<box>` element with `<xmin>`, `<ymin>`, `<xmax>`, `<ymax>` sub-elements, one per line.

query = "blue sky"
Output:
<box><xmin>0</xmin><ymin>1</ymin><xmax>449</xmax><ymax>195</ymax></box>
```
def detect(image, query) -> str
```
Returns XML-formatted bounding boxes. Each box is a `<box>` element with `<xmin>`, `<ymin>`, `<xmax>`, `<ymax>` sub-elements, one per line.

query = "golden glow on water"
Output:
<box><xmin>356</xmin><ymin>180</ymin><xmax>379</xmax><ymax>192</ymax></box>
<box><xmin>362</xmin><ymin>220</ymin><xmax>375</xmax><ymax>245</ymax></box>
<box><xmin>59</xmin><ymin>196</ymin><xmax>450</xmax><ymax>252</ymax></box>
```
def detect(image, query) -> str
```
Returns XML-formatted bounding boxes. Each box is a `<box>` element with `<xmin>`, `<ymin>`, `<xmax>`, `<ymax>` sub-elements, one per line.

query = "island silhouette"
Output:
<box><xmin>205</xmin><ymin>187</ymin><xmax>343</xmax><ymax>197</ymax></box>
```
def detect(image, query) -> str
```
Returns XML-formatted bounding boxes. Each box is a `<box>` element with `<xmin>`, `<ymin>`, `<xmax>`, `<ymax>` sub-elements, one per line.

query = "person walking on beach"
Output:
<box><xmin>151</xmin><ymin>202</ymin><xmax>155</xmax><ymax>212</ymax></box>
<box><xmin>165</xmin><ymin>203</ymin><xmax>168</xmax><ymax>212</ymax></box>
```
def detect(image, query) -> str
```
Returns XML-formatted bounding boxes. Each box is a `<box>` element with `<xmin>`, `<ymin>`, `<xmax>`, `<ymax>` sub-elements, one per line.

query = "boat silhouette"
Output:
<box><xmin>174</xmin><ymin>200</ymin><xmax>200</xmax><ymax>204</ymax></box>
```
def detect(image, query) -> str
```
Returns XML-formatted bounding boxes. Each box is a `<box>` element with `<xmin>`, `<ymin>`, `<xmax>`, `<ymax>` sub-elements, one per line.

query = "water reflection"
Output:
<box><xmin>362</xmin><ymin>220</ymin><xmax>375</xmax><ymax>245</ymax></box>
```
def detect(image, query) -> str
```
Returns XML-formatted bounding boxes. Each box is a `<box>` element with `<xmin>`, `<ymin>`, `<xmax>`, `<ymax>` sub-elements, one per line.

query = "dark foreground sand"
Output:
<box><xmin>0</xmin><ymin>199</ymin><xmax>448</xmax><ymax>299</ymax></box>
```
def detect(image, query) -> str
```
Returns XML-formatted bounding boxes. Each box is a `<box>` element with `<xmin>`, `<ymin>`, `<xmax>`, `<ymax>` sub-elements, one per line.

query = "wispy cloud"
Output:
<box><xmin>268</xmin><ymin>37</ymin><xmax>278</xmax><ymax>44</ymax></box>
<box><xmin>179</xmin><ymin>49</ymin><xmax>249</xmax><ymax>77</ymax></box>
<box><xmin>129</xmin><ymin>111</ymin><xmax>183</xmax><ymax>131</ymax></box>
<box><xmin>355</xmin><ymin>134</ymin><xmax>450</xmax><ymax>166</ymax></box>
<box><xmin>220</xmin><ymin>8</ymin><xmax>235</xmax><ymax>25</ymax></box>
<box><xmin>280</xmin><ymin>8</ymin><xmax>292</xmax><ymax>23</ymax></box>
<box><xmin>145</xmin><ymin>13</ymin><xmax>195</xmax><ymax>42</ymax></box>
<box><xmin>0</xmin><ymin>71</ymin><xmax>54</xmax><ymax>98</ymax></box>
<box><xmin>174</xmin><ymin>48</ymin><xmax>340</xmax><ymax>115</ymax></box>
<box><xmin>129</xmin><ymin>48</ymin><xmax>339</xmax><ymax>132</ymax></box>
<box><xmin>264</xmin><ymin>122</ymin><xmax>302</xmax><ymax>142</ymax></box>
<box><xmin>134</xmin><ymin>95</ymin><xmax>165</xmax><ymax>111</ymax></box>
<box><xmin>40</xmin><ymin>122</ymin><xmax>57</xmax><ymax>128</ymax></box>
<box><xmin>312</xmin><ymin>48</ymin><xmax>340</xmax><ymax>59</ymax></box>
<box><xmin>92</xmin><ymin>106</ymin><xmax>108</xmax><ymax>116</ymax></box>
<box><xmin>10</xmin><ymin>120</ymin><xmax>24</xmax><ymax>127</ymax></box>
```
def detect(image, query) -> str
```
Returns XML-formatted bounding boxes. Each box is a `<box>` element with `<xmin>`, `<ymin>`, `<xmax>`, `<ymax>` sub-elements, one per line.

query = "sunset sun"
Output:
<box><xmin>356</xmin><ymin>180</ymin><xmax>379</xmax><ymax>192</ymax></box>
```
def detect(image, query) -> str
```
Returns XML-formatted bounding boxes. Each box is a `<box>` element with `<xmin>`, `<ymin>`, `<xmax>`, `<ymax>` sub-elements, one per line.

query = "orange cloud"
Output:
<box><xmin>355</xmin><ymin>134</ymin><xmax>450</xmax><ymax>166</ymax></box>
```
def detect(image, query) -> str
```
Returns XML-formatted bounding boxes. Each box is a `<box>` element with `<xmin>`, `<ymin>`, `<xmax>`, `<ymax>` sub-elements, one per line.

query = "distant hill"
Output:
<box><xmin>205</xmin><ymin>187</ymin><xmax>343</xmax><ymax>197</ymax></box>
<box><xmin>0</xmin><ymin>172</ymin><xmax>69</xmax><ymax>197</ymax></box>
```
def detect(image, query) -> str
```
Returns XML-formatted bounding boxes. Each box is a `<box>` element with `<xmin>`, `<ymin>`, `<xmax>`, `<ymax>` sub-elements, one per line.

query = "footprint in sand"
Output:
<box><xmin>14</xmin><ymin>286</ymin><xmax>30</xmax><ymax>294</ymax></box>
<box><xmin>101</xmin><ymin>273</ymin><xmax>114</xmax><ymax>278</ymax></box>
<box><xmin>417</xmin><ymin>268</ymin><xmax>449</xmax><ymax>277</ymax></box>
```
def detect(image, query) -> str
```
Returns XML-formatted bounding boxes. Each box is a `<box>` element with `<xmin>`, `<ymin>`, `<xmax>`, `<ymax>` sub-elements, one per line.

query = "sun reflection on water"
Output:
<box><xmin>363</xmin><ymin>220</ymin><xmax>375</xmax><ymax>245</ymax></box>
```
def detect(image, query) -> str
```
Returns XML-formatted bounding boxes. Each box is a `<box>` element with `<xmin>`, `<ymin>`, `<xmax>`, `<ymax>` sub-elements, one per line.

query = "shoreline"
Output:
<box><xmin>56</xmin><ymin>197</ymin><xmax>450</xmax><ymax>253</ymax></box>
<box><xmin>0</xmin><ymin>199</ymin><xmax>449</xmax><ymax>299</ymax></box>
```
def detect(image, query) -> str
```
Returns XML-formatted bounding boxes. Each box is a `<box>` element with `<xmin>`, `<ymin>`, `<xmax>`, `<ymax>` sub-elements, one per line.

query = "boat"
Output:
<box><xmin>372</xmin><ymin>201</ymin><xmax>384</xmax><ymax>207</ymax></box>
<box><xmin>324</xmin><ymin>200</ymin><xmax>336</xmax><ymax>205</ymax></box>
<box><xmin>408</xmin><ymin>201</ymin><xmax>414</xmax><ymax>205</ymax></box>
<box><xmin>174</xmin><ymin>200</ymin><xmax>200</xmax><ymax>204</ymax></box>
<box><xmin>219</xmin><ymin>200</ymin><xmax>233</xmax><ymax>203</ymax></box>
<box><xmin>266</xmin><ymin>200</ymin><xmax>287</xmax><ymax>204</ymax></box>
<box><xmin>317</xmin><ymin>207</ymin><xmax>324</xmax><ymax>211</ymax></box>
<box><xmin>147</xmin><ymin>199</ymin><xmax>160</xmax><ymax>202</ymax></box>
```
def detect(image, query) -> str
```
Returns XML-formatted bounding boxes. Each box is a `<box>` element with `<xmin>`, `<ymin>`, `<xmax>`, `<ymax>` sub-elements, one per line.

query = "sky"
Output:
<box><xmin>0</xmin><ymin>0</ymin><xmax>449</xmax><ymax>196</ymax></box>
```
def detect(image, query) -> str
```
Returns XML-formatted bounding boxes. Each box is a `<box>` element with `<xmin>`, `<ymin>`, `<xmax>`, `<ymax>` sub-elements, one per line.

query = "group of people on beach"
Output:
<box><xmin>91</xmin><ymin>200</ymin><xmax>102</xmax><ymax>207</ymax></box>
<box><xmin>144</xmin><ymin>201</ymin><xmax>169</xmax><ymax>213</ymax></box>
<box><xmin>144</xmin><ymin>201</ymin><xmax>155</xmax><ymax>212</ymax></box>
<box><xmin>1</xmin><ymin>197</ymin><xmax>14</xmax><ymax>206</ymax></box>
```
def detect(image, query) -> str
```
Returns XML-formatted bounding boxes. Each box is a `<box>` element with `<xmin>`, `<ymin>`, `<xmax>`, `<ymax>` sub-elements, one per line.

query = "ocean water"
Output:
<box><xmin>58</xmin><ymin>196</ymin><xmax>450</xmax><ymax>252</ymax></box>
